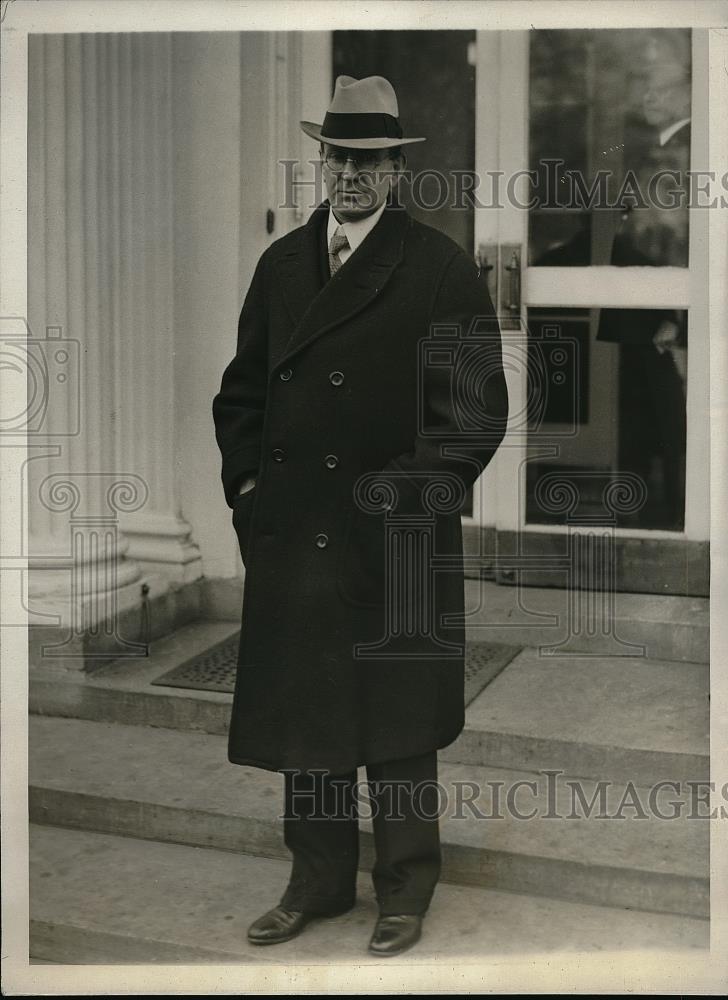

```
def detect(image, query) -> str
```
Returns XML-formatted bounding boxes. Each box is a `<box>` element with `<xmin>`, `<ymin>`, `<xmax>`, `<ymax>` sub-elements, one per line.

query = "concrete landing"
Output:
<box><xmin>29</xmin><ymin>620</ymin><xmax>238</xmax><ymax>735</ymax></box>
<box><xmin>463</xmin><ymin>580</ymin><xmax>708</xmax><ymax>663</ymax></box>
<box><xmin>443</xmin><ymin>648</ymin><xmax>708</xmax><ymax>785</ymax></box>
<box><xmin>29</xmin><ymin>716</ymin><xmax>709</xmax><ymax>917</ymax></box>
<box><xmin>30</xmin><ymin>825</ymin><xmax>708</xmax><ymax>965</ymax></box>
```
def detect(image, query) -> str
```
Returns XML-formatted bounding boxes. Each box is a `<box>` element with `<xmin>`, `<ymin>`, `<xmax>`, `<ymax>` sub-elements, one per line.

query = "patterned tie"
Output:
<box><xmin>328</xmin><ymin>226</ymin><xmax>349</xmax><ymax>277</ymax></box>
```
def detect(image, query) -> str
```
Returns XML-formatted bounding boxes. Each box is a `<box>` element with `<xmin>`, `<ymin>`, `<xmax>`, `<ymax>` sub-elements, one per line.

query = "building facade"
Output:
<box><xmin>25</xmin><ymin>28</ymin><xmax>711</xmax><ymax>655</ymax></box>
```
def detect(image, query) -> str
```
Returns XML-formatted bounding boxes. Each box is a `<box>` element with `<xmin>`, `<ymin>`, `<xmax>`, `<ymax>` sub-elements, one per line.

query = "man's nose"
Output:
<box><xmin>341</xmin><ymin>158</ymin><xmax>358</xmax><ymax>179</ymax></box>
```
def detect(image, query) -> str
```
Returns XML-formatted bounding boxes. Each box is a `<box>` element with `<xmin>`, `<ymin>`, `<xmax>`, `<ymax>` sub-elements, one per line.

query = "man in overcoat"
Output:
<box><xmin>212</xmin><ymin>75</ymin><xmax>508</xmax><ymax>956</ymax></box>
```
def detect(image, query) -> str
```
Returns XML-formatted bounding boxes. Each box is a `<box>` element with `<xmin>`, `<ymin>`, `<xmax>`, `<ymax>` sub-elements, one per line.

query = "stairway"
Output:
<box><xmin>29</xmin><ymin>583</ymin><xmax>710</xmax><ymax>962</ymax></box>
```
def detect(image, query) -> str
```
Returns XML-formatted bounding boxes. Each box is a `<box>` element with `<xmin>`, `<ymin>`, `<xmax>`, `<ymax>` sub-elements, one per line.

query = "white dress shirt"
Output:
<box><xmin>327</xmin><ymin>203</ymin><xmax>387</xmax><ymax>267</ymax></box>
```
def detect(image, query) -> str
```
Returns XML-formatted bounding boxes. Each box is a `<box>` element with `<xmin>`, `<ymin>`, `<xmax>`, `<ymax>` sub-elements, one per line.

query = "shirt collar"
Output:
<box><xmin>659</xmin><ymin>117</ymin><xmax>691</xmax><ymax>147</ymax></box>
<box><xmin>327</xmin><ymin>202</ymin><xmax>387</xmax><ymax>254</ymax></box>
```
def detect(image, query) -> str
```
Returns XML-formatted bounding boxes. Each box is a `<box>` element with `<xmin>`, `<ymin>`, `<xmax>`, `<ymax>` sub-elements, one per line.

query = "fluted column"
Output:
<box><xmin>27</xmin><ymin>33</ymin><xmax>201</xmax><ymax>637</ymax></box>
<box><xmin>27</xmin><ymin>33</ymin><xmax>146</xmax><ymax>628</ymax></box>
<box><xmin>111</xmin><ymin>33</ymin><xmax>201</xmax><ymax>582</ymax></box>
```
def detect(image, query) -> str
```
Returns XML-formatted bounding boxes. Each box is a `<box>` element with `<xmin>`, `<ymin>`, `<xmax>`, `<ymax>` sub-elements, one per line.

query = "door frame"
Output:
<box><xmin>465</xmin><ymin>28</ymin><xmax>711</xmax><ymax>594</ymax></box>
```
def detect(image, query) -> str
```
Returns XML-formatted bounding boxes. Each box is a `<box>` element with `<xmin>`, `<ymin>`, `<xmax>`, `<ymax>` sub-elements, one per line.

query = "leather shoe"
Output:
<box><xmin>247</xmin><ymin>905</ymin><xmax>315</xmax><ymax>945</ymax></box>
<box><xmin>368</xmin><ymin>913</ymin><xmax>423</xmax><ymax>956</ymax></box>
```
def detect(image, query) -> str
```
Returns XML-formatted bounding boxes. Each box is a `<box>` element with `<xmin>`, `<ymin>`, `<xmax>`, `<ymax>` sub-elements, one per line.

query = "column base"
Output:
<box><xmin>27</xmin><ymin>534</ymin><xmax>146</xmax><ymax>626</ymax></box>
<box><xmin>29</xmin><ymin>573</ymin><xmax>203</xmax><ymax>673</ymax></box>
<box><xmin>119</xmin><ymin>513</ymin><xmax>203</xmax><ymax>584</ymax></box>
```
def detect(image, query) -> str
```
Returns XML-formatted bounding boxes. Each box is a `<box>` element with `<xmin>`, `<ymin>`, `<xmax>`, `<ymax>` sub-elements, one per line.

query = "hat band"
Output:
<box><xmin>321</xmin><ymin>111</ymin><xmax>404</xmax><ymax>141</ymax></box>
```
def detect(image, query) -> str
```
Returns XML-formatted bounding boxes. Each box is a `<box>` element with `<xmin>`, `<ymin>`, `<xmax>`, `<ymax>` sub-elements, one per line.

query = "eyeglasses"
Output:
<box><xmin>323</xmin><ymin>149</ymin><xmax>392</xmax><ymax>173</ymax></box>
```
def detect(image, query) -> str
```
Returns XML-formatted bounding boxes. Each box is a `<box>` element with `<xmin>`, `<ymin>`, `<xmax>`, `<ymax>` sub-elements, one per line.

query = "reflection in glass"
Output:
<box><xmin>529</xmin><ymin>28</ymin><xmax>691</xmax><ymax>269</ymax></box>
<box><xmin>526</xmin><ymin>308</ymin><xmax>687</xmax><ymax>531</ymax></box>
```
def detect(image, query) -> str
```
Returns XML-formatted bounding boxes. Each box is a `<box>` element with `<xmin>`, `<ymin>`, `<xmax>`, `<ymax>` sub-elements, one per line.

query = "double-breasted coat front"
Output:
<box><xmin>213</xmin><ymin>199</ymin><xmax>508</xmax><ymax>776</ymax></box>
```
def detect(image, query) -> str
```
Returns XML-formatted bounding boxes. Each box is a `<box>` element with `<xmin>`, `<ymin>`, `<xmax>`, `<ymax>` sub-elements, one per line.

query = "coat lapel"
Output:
<box><xmin>275</xmin><ymin>203</ymin><xmax>328</xmax><ymax>336</ymax></box>
<box><xmin>274</xmin><ymin>199</ymin><xmax>409</xmax><ymax>369</ymax></box>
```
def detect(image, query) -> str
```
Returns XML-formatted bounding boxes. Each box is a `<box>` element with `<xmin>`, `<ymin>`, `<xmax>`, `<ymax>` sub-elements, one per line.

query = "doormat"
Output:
<box><xmin>152</xmin><ymin>632</ymin><xmax>240</xmax><ymax>694</ymax></box>
<box><xmin>463</xmin><ymin>641</ymin><xmax>521</xmax><ymax>704</ymax></box>
<box><xmin>152</xmin><ymin>634</ymin><xmax>521</xmax><ymax>706</ymax></box>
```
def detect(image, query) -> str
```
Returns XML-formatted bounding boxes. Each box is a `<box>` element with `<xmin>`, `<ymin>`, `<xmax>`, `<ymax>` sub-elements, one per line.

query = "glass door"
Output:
<box><xmin>471</xmin><ymin>28</ymin><xmax>709</xmax><ymax>591</ymax></box>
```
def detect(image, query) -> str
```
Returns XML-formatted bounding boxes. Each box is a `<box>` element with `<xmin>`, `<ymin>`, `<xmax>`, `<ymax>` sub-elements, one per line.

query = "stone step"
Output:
<box><xmin>443</xmin><ymin>648</ymin><xmax>708</xmax><ymax>786</ymax></box>
<box><xmin>463</xmin><ymin>580</ymin><xmax>708</xmax><ymax>664</ymax></box>
<box><xmin>29</xmin><ymin>716</ymin><xmax>709</xmax><ymax>918</ymax></box>
<box><xmin>30</xmin><ymin>621</ymin><xmax>709</xmax><ymax>787</ymax></box>
<box><xmin>30</xmin><ymin>621</ymin><xmax>238</xmax><ymax>737</ymax></box>
<box><xmin>30</xmin><ymin>825</ymin><xmax>708</xmax><ymax>964</ymax></box>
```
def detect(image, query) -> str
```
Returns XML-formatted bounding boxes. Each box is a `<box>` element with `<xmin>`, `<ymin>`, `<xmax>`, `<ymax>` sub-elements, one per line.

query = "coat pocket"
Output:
<box><xmin>232</xmin><ymin>487</ymin><xmax>257</xmax><ymax>563</ymax></box>
<box><xmin>336</xmin><ymin>506</ymin><xmax>387</xmax><ymax>608</ymax></box>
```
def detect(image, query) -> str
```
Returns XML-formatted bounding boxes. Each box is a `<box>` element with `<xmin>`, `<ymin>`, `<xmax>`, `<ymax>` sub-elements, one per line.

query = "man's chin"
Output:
<box><xmin>333</xmin><ymin>196</ymin><xmax>381</xmax><ymax>219</ymax></box>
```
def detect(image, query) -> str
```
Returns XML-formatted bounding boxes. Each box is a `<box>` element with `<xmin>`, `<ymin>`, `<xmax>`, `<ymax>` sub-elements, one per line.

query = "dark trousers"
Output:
<box><xmin>619</xmin><ymin>344</ymin><xmax>686</xmax><ymax>529</ymax></box>
<box><xmin>279</xmin><ymin>750</ymin><xmax>441</xmax><ymax>917</ymax></box>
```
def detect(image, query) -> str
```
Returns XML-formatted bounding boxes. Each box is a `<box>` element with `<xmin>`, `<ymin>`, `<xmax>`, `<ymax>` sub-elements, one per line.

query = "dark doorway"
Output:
<box><xmin>333</xmin><ymin>31</ymin><xmax>476</xmax><ymax>253</ymax></box>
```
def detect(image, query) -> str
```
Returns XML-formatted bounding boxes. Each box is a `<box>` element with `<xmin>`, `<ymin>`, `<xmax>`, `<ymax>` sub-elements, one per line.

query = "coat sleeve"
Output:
<box><xmin>374</xmin><ymin>249</ymin><xmax>509</xmax><ymax>518</ymax></box>
<box><xmin>212</xmin><ymin>255</ymin><xmax>269</xmax><ymax>508</ymax></box>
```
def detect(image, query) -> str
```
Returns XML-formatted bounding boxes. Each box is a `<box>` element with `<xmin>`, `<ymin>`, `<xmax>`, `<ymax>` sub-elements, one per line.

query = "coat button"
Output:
<box><xmin>315</xmin><ymin>533</ymin><xmax>329</xmax><ymax>548</ymax></box>
<box><xmin>329</xmin><ymin>370</ymin><xmax>345</xmax><ymax>386</ymax></box>
<box><xmin>324</xmin><ymin>454</ymin><xmax>339</xmax><ymax>469</ymax></box>
<box><xmin>280</xmin><ymin>368</ymin><xmax>293</xmax><ymax>381</ymax></box>
<box><xmin>272</xmin><ymin>447</ymin><xmax>286</xmax><ymax>462</ymax></box>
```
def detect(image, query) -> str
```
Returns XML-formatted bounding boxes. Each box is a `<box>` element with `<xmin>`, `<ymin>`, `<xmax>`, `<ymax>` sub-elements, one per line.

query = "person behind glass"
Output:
<box><xmin>212</xmin><ymin>76</ymin><xmax>508</xmax><ymax>956</ymax></box>
<box><xmin>597</xmin><ymin>37</ymin><xmax>691</xmax><ymax>529</ymax></box>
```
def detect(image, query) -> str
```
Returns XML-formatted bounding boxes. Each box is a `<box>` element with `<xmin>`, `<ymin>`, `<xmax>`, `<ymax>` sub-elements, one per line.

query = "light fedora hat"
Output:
<box><xmin>300</xmin><ymin>75</ymin><xmax>425</xmax><ymax>149</ymax></box>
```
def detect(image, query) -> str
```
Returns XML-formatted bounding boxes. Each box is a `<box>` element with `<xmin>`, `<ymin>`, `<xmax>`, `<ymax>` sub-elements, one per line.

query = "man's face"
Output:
<box><xmin>321</xmin><ymin>144</ymin><xmax>403</xmax><ymax>221</ymax></box>
<box><xmin>642</xmin><ymin>63</ymin><xmax>691</xmax><ymax>128</ymax></box>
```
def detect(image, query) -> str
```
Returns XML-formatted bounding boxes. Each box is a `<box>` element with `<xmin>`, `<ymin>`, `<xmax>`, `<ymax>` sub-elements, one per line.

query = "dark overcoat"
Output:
<box><xmin>212</xmin><ymin>199</ymin><xmax>508</xmax><ymax>776</ymax></box>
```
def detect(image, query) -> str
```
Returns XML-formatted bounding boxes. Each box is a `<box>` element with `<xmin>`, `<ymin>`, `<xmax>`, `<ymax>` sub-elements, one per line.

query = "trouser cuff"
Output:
<box><xmin>376</xmin><ymin>896</ymin><xmax>433</xmax><ymax>917</ymax></box>
<box><xmin>279</xmin><ymin>890</ymin><xmax>356</xmax><ymax>916</ymax></box>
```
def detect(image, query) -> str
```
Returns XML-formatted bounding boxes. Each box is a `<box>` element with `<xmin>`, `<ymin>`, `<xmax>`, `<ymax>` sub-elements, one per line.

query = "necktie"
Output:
<box><xmin>328</xmin><ymin>226</ymin><xmax>349</xmax><ymax>277</ymax></box>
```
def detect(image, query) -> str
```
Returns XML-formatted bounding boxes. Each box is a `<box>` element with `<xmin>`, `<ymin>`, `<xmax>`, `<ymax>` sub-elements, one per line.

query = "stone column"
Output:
<box><xmin>27</xmin><ymin>33</ymin><xmax>148</xmax><ymax>639</ymax></box>
<box><xmin>26</xmin><ymin>32</ymin><xmax>201</xmax><ymax>649</ymax></box>
<box><xmin>110</xmin><ymin>33</ymin><xmax>201</xmax><ymax>583</ymax></box>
